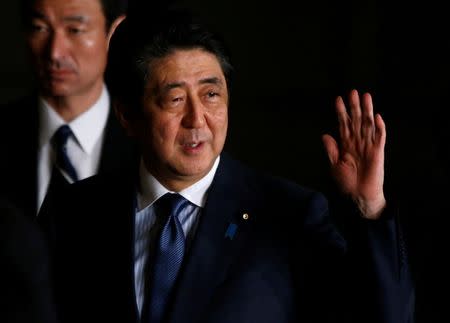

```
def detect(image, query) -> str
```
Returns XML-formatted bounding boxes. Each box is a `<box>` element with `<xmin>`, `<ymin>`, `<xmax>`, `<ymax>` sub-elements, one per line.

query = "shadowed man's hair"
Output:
<box><xmin>105</xmin><ymin>5</ymin><xmax>233</xmax><ymax>118</ymax></box>
<box><xmin>19</xmin><ymin>0</ymin><xmax>128</xmax><ymax>30</ymax></box>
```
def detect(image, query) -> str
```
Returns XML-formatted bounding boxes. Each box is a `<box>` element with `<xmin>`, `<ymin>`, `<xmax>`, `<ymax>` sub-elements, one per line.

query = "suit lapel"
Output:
<box><xmin>98</xmin><ymin>106</ymin><xmax>136</xmax><ymax>173</ymax></box>
<box><xmin>168</xmin><ymin>155</ymin><xmax>258</xmax><ymax>323</ymax></box>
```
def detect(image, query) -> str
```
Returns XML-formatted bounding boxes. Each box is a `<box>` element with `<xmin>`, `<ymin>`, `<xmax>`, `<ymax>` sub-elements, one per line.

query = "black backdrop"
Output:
<box><xmin>2</xmin><ymin>0</ymin><xmax>448</xmax><ymax>190</ymax></box>
<box><xmin>1</xmin><ymin>0</ymin><xmax>449</xmax><ymax>320</ymax></box>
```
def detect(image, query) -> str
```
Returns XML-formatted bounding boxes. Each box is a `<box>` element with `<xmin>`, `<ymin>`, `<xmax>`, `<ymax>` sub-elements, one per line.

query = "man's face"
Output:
<box><xmin>133</xmin><ymin>48</ymin><xmax>229</xmax><ymax>190</ymax></box>
<box><xmin>26</xmin><ymin>0</ymin><xmax>115</xmax><ymax>98</ymax></box>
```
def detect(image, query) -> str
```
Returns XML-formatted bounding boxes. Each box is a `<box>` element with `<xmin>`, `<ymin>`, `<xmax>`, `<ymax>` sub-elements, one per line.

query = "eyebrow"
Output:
<box><xmin>162</xmin><ymin>82</ymin><xmax>184</xmax><ymax>92</ymax></box>
<box><xmin>30</xmin><ymin>10</ymin><xmax>89</xmax><ymax>24</ymax></box>
<box><xmin>161</xmin><ymin>77</ymin><xmax>224</xmax><ymax>93</ymax></box>
<box><xmin>199</xmin><ymin>77</ymin><xmax>223</xmax><ymax>86</ymax></box>
<box><xmin>62</xmin><ymin>15</ymin><xmax>89</xmax><ymax>24</ymax></box>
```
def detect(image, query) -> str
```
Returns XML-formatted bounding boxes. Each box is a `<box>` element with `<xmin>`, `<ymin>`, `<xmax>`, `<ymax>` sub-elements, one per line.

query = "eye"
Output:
<box><xmin>204</xmin><ymin>91</ymin><xmax>222</xmax><ymax>103</ymax></box>
<box><xmin>157</xmin><ymin>93</ymin><xmax>185</xmax><ymax>109</ymax></box>
<box><xmin>29</xmin><ymin>23</ymin><xmax>48</xmax><ymax>33</ymax></box>
<box><xmin>68</xmin><ymin>27</ymin><xmax>85</xmax><ymax>34</ymax></box>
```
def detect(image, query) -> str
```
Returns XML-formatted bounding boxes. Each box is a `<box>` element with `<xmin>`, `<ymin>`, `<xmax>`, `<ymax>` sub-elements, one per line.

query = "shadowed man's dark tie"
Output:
<box><xmin>143</xmin><ymin>193</ymin><xmax>188</xmax><ymax>323</ymax></box>
<box><xmin>51</xmin><ymin>125</ymin><xmax>78</xmax><ymax>182</ymax></box>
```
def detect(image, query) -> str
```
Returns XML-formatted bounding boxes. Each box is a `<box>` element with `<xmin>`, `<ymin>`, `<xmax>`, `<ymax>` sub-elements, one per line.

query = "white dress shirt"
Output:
<box><xmin>134</xmin><ymin>156</ymin><xmax>220</xmax><ymax>315</ymax></box>
<box><xmin>37</xmin><ymin>85</ymin><xmax>110</xmax><ymax>211</ymax></box>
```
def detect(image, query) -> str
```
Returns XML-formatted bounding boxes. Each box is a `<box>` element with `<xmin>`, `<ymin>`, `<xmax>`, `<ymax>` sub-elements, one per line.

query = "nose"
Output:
<box><xmin>47</xmin><ymin>30</ymin><xmax>68</xmax><ymax>63</ymax></box>
<box><xmin>182</xmin><ymin>96</ymin><xmax>206</xmax><ymax>129</ymax></box>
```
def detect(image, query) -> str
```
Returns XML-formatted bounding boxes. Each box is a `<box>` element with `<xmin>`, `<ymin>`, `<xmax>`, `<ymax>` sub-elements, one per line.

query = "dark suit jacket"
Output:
<box><xmin>40</xmin><ymin>154</ymin><xmax>414</xmax><ymax>323</ymax></box>
<box><xmin>0</xmin><ymin>94</ymin><xmax>135</xmax><ymax>217</ymax></box>
<box><xmin>400</xmin><ymin>113</ymin><xmax>450</xmax><ymax>323</ymax></box>
<box><xmin>0</xmin><ymin>199</ymin><xmax>58</xmax><ymax>323</ymax></box>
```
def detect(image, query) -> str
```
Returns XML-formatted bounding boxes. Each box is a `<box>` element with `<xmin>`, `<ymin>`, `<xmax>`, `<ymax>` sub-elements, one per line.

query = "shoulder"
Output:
<box><xmin>220</xmin><ymin>153</ymin><xmax>327</xmax><ymax>206</ymax></box>
<box><xmin>217</xmin><ymin>153</ymin><xmax>329</xmax><ymax>226</ymax></box>
<box><xmin>98</xmin><ymin>102</ymin><xmax>138</xmax><ymax>172</ymax></box>
<box><xmin>51</xmin><ymin>170</ymin><xmax>135</xmax><ymax>207</ymax></box>
<box><xmin>217</xmin><ymin>154</ymin><xmax>344</xmax><ymax>253</ymax></box>
<box><xmin>37</xmin><ymin>170</ymin><xmax>136</xmax><ymax>240</ymax></box>
<box><xmin>40</xmin><ymin>169</ymin><xmax>136</xmax><ymax>221</ymax></box>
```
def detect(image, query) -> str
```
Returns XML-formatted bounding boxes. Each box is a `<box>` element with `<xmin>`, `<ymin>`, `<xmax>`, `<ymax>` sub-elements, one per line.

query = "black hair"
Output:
<box><xmin>19</xmin><ymin>0</ymin><xmax>128</xmax><ymax>30</ymax></box>
<box><xmin>105</xmin><ymin>6</ymin><xmax>233</xmax><ymax>116</ymax></box>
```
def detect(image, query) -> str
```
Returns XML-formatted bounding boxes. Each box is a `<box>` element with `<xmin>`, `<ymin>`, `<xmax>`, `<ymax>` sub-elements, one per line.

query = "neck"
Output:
<box><xmin>157</xmin><ymin>175</ymin><xmax>198</xmax><ymax>193</ymax></box>
<box><xmin>42</xmin><ymin>82</ymin><xmax>104</xmax><ymax>122</ymax></box>
<box><xmin>143</xmin><ymin>161</ymin><xmax>209</xmax><ymax>193</ymax></box>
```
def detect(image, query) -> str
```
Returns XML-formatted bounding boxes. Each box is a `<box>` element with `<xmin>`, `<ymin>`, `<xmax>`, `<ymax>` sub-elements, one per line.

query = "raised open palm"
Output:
<box><xmin>322</xmin><ymin>89</ymin><xmax>386</xmax><ymax>219</ymax></box>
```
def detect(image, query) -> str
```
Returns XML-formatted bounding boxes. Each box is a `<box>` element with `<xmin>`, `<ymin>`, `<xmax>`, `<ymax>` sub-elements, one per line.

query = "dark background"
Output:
<box><xmin>1</xmin><ymin>0</ymin><xmax>449</xmax><ymax>320</ymax></box>
<box><xmin>2</xmin><ymin>0</ymin><xmax>448</xmax><ymax>191</ymax></box>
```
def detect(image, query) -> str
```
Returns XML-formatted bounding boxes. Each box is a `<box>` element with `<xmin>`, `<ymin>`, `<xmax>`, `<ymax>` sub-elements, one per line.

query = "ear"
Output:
<box><xmin>106</xmin><ymin>14</ymin><xmax>126</xmax><ymax>49</ymax></box>
<box><xmin>113</xmin><ymin>100</ymin><xmax>139</xmax><ymax>138</ymax></box>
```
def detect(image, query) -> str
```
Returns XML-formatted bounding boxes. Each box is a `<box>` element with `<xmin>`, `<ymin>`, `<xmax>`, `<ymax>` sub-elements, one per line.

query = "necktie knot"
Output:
<box><xmin>52</xmin><ymin>125</ymin><xmax>73</xmax><ymax>148</ymax></box>
<box><xmin>156</xmin><ymin>193</ymin><xmax>189</xmax><ymax>221</ymax></box>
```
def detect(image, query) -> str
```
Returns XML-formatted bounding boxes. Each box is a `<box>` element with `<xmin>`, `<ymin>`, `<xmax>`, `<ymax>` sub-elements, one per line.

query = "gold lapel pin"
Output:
<box><xmin>242</xmin><ymin>213</ymin><xmax>249</xmax><ymax>220</ymax></box>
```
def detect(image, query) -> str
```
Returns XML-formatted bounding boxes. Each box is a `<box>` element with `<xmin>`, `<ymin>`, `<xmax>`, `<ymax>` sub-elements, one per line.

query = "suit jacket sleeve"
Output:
<box><xmin>323</xmin><ymin>195</ymin><xmax>415</xmax><ymax>323</ymax></box>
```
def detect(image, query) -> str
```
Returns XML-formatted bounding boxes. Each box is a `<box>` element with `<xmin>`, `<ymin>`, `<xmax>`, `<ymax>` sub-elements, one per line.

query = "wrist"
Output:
<box><xmin>354</xmin><ymin>194</ymin><xmax>386</xmax><ymax>220</ymax></box>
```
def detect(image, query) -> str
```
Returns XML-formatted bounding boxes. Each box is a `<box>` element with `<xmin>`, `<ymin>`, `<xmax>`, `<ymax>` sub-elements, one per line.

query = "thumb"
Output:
<box><xmin>321</xmin><ymin>134</ymin><xmax>339</xmax><ymax>165</ymax></box>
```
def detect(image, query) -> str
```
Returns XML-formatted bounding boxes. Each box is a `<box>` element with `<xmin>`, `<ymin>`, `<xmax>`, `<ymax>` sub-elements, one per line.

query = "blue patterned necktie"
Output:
<box><xmin>52</xmin><ymin>125</ymin><xmax>78</xmax><ymax>182</ymax></box>
<box><xmin>145</xmin><ymin>193</ymin><xmax>188</xmax><ymax>323</ymax></box>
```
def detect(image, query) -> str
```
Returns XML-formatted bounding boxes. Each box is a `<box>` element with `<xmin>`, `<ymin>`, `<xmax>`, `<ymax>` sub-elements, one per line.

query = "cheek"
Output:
<box><xmin>84</xmin><ymin>39</ymin><xmax>97</xmax><ymax>49</ymax></box>
<box><xmin>83</xmin><ymin>34</ymin><xmax>105</xmax><ymax>49</ymax></box>
<box><xmin>78</xmin><ymin>36</ymin><xmax>109</xmax><ymax>62</ymax></box>
<box><xmin>151</xmin><ymin>116</ymin><xmax>180</xmax><ymax>147</ymax></box>
<box><xmin>209</xmin><ymin>108</ymin><xmax>228</xmax><ymax>137</ymax></box>
<box><xmin>28</xmin><ymin>37</ymin><xmax>45</xmax><ymax>59</ymax></box>
<box><xmin>78</xmin><ymin>51</ymin><xmax>107</xmax><ymax>78</ymax></box>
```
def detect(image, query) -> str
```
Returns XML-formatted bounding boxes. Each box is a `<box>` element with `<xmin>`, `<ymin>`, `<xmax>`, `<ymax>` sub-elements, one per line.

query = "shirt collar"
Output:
<box><xmin>38</xmin><ymin>84</ymin><xmax>110</xmax><ymax>154</ymax></box>
<box><xmin>137</xmin><ymin>156</ymin><xmax>220</xmax><ymax>211</ymax></box>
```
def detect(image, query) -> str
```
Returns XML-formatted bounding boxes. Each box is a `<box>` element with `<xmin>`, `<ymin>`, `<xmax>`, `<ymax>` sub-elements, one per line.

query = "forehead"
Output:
<box><xmin>30</xmin><ymin>0</ymin><xmax>104</xmax><ymax>20</ymax></box>
<box><xmin>150</xmin><ymin>48</ymin><xmax>226</xmax><ymax>87</ymax></box>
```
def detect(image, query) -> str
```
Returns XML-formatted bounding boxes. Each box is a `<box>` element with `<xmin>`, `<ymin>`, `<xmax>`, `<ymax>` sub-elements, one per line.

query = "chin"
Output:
<box><xmin>175</xmin><ymin>161</ymin><xmax>213</xmax><ymax>179</ymax></box>
<box><xmin>43</xmin><ymin>85</ymin><xmax>73</xmax><ymax>97</ymax></box>
<box><xmin>178</xmin><ymin>166</ymin><xmax>209</xmax><ymax>178</ymax></box>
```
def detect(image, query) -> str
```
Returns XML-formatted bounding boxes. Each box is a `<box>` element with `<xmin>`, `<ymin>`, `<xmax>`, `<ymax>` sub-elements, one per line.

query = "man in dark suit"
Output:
<box><xmin>0</xmin><ymin>199</ymin><xmax>58</xmax><ymax>323</ymax></box>
<box><xmin>396</xmin><ymin>98</ymin><xmax>450</xmax><ymax>323</ymax></box>
<box><xmin>40</xmin><ymin>8</ymin><xmax>414</xmax><ymax>323</ymax></box>
<box><xmin>0</xmin><ymin>0</ymin><xmax>133</xmax><ymax>217</ymax></box>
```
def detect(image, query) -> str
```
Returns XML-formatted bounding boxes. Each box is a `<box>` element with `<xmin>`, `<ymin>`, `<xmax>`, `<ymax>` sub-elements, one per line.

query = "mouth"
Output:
<box><xmin>182</xmin><ymin>141</ymin><xmax>204</xmax><ymax>154</ymax></box>
<box><xmin>47</xmin><ymin>69</ymin><xmax>74</xmax><ymax>78</ymax></box>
